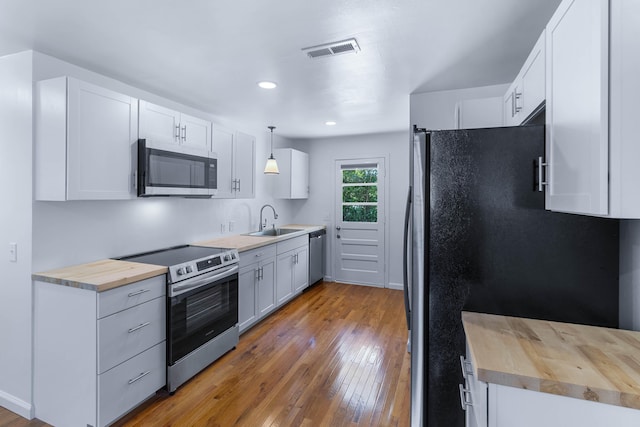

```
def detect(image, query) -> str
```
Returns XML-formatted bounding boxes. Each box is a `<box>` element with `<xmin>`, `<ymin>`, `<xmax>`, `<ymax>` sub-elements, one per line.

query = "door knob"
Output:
<box><xmin>336</xmin><ymin>226</ymin><xmax>341</xmax><ymax>230</ymax></box>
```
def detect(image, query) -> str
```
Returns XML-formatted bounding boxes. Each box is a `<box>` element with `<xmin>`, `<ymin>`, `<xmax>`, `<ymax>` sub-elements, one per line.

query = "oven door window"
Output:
<box><xmin>168</xmin><ymin>276</ymin><xmax>238</xmax><ymax>364</ymax></box>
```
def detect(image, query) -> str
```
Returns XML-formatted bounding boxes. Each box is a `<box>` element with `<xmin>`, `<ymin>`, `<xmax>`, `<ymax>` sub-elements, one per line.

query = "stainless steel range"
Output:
<box><xmin>121</xmin><ymin>245</ymin><xmax>239</xmax><ymax>393</ymax></box>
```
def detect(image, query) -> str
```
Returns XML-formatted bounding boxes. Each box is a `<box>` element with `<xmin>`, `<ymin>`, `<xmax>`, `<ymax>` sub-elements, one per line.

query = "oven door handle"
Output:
<box><xmin>169</xmin><ymin>264</ymin><xmax>239</xmax><ymax>297</ymax></box>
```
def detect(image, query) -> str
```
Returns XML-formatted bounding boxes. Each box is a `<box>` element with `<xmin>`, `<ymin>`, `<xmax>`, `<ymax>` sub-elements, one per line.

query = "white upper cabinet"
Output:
<box><xmin>212</xmin><ymin>126</ymin><xmax>255</xmax><ymax>199</ymax></box>
<box><xmin>139</xmin><ymin>100</ymin><xmax>212</xmax><ymax>152</ymax></box>
<box><xmin>35</xmin><ymin>77</ymin><xmax>138</xmax><ymax>200</ymax></box>
<box><xmin>545</xmin><ymin>0</ymin><xmax>640</xmax><ymax>217</ymax></box>
<box><xmin>454</xmin><ymin>97</ymin><xmax>503</xmax><ymax>129</ymax></box>
<box><xmin>544</xmin><ymin>0</ymin><xmax>610</xmax><ymax>216</ymax></box>
<box><xmin>504</xmin><ymin>30</ymin><xmax>546</xmax><ymax>126</ymax></box>
<box><xmin>272</xmin><ymin>148</ymin><xmax>309</xmax><ymax>199</ymax></box>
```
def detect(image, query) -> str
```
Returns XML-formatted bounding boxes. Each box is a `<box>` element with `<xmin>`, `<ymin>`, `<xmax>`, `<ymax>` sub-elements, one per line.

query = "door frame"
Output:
<box><xmin>332</xmin><ymin>155</ymin><xmax>390</xmax><ymax>288</ymax></box>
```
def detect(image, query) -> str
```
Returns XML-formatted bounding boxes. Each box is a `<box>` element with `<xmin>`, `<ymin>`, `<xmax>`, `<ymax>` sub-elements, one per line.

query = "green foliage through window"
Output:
<box><xmin>341</xmin><ymin>167</ymin><xmax>378</xmax><ymax>222</ymax></box>
<box><xmin>342</xmin><ymin>168</ymin><xmax>378</xmax><ymax>184</ymax></box>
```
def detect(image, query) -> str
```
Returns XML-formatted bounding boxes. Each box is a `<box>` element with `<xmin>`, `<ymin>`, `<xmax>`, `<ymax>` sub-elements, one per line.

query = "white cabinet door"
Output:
<box><xmin>212</xmin><ymin>125</ymin><xmax>235</xmax><ymax>198</ymax></box>
<box><xmin>139</xmin><ymin>101</ymin><xmax>211</xmax><ymax>152</ymax></box>
<box><xmin>257</xmin><ymin>257</ymin><xmax>276</xmax><ymax>316</ymax></box>
<box><xmin>238</xmin><ymin>264</ymin><xmax>258</xmax><ymax>332</ymax></box>
<box><xmin>455</xmin><ymin>97</ymin><xmax>503</xmax><ymax>129</ymax></box>
<box><xmin>276</xmin><ymin>251</ymin><xmax>294</xmax><ymax>305</ymax></box>
<box><xmin>545</xmin><ymin>0</ymin><xmax>609</xmax><ymax>215</ymax></box>
<box><xmin>234</xmin><ymin>131</ymin><xmax>256</xmax><ymax>198</ymax></box>
<box><xmin>35</xmin><ymin>77</ymin><xmax>137</xmax><ymax>201</ymax></box>
<box><xmin>138</xmin><ymin>100</ymin><xmax>180</xmax><ymax>146</ymax></box>
<box><xmin>520</xmin><ymin>31</ymin><xmax>545</xmax><ymax>121</ymax></box>
<box><xmin>67</xmin><ymin>79</ymin><xmax>138</xmax><ymax>200</ymax></box>
<box><xmin>273</xmin><ymin>148</ymin><xmax>309</xmax><ymax>199</ymax></box>
<box><xmin>293</xmin><ymin>247</ymin><xmax>309</xmax><ymax>294</ymax></box>
<box><xmin>180</xmin><ymin>113</ymin><xmax>211</xmax><ymax>151</ymax></box>
<box><xmin>503</xmin><ymin>88</ymin><xmax>517</xmax><ymax>127</ymax></box>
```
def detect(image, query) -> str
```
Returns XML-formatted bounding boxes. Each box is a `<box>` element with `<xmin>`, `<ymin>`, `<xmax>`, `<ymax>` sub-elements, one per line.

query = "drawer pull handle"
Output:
<box><xmin>460</xmin><ymin>355</ymin><xmax>473</xmax><ymax>379</ymax></box>
<box><xmin>459</xmin><ymin>384</ymin><xmax>473</xmax><ymax>410</ymax></box>
<box><xmin>128</xmin><ymin>370</ymin><xmax>151</xmax><ymax>385</ymax></box>
<box><xmin>255</xmin><ymin>252</ymin><xmax>263</xmax><ymax>257</ymax></box>
<box><xmin>128</xmin><ymin>322</ymin><xmax>151</xmax><ymax>333</ymax></box>
<box><xmin>128</xmin><ymin>289</ymin><xmax>150</xmax><ymax>297</ymax></box>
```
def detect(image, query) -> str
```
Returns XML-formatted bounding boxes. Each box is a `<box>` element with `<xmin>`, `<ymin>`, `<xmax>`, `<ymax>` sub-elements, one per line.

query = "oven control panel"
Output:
<box><xmin>168</xmin><ymin>249</ymin><xmax>239</xmax><ymax>283</ymax></box>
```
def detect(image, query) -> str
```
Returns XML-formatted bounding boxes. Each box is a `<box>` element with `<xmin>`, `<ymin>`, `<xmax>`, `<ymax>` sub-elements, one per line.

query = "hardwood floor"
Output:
<box><xmin>1</xmin><ymin>282</ymin><xmax>410</xmax><ymax>427</ymax></box>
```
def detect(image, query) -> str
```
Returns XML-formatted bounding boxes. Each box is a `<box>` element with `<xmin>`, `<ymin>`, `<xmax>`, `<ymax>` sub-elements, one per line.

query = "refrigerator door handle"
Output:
<box><xmin>402</xmin><ymin>186</ymin><xmax>412</xmax><ymax>331</ymax></box>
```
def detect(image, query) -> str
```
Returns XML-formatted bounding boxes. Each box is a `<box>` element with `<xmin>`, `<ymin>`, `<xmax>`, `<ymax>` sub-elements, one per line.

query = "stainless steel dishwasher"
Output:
<box><xmin>309</xmin><ymin>229</ymin><xmax>326</xmax><ymax>285</ymax></box>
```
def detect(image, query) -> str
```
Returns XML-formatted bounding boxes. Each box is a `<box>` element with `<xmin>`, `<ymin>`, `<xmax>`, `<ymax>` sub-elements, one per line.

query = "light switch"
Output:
<box><xmin>9</xmin><ymin>242</ymin><xmax>17</xmax><ymax>262</ymax></box>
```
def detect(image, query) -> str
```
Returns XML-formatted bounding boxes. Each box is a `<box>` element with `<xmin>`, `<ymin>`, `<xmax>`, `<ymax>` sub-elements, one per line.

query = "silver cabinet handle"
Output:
<box><xmin>336</xmin><ymin>226</ymin><xmax>341</xmax><ymax>230</ymax></box>
<box><xmin>538</xmin><ymin>156</ymin><xmax>548</xmax><ymax>192</ymax></box>
<box><xmin>460</xmin><ymin>356</ymin><xmax>473</xmax><ymax>379</ymax></box>
<box><xmin>128</xmin><ymin>370</ymin><xmax>151</xmax><ymax>384</ymax></box>
<box><xmin>175</xmin><ymin>124</ymin><xmax>181</xmax><ymax>140</ymax></box>
<box><xmin>514</xmin><ymin>91</ymin><xmax>523</xmax><ymax>113</ymax></box>
<box><xmin>127</xmin><ymin>289</ymin><xmax>150</xmax><ymax>297</ymax></box>
<box><xmin>237</xmin><ymin>179</ymin><xmax>241</xmax><ymax>192</ymax></box>
<box><xmin>181</xmin><ymin>125</ymin><xmax>187</xmax><ymax>141</ymax></box>
<box><xmin>459</xmin><ymin>384</ymin><xmax>473</xmax><ymax>410</ymax></box>
<box><xmin>128</xmin><ymin>322</ymin><xmax>151</xmax><ymax>333</ymax></box>
<box><xmin>255</xmin><ymin>251</ymin><xmax>264</xmax><ymax>258</ymax></box>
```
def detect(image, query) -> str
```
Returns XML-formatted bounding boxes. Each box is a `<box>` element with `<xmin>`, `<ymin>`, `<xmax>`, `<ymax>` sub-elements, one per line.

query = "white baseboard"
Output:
<box><xmin>0</xmin><ymin>389</ymin><xmax>33</xmax><ymax>420</ymax></box>
<box><xmin>387</xmin><ymin>282</ymin><xmax>404</xmax><ymax>291</ymax></box>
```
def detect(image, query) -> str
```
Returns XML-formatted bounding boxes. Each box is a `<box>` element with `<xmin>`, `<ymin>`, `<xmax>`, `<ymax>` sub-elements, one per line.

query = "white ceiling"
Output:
<box><xmin>0</xmin><ymin>0</ymin><xmax>561</xmax><ymax>139</ymax></box>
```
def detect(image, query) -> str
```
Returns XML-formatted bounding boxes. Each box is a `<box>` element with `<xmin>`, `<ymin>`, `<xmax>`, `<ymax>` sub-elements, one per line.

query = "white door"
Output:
<box><xmin>334</xmin><ymin>159</ymin><xmax>386</xmax><ymax>287</ymax></box>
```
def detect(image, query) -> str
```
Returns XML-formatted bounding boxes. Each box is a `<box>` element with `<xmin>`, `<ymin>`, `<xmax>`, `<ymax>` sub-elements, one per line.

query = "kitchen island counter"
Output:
<box><xmin>462</xmin><ymin>311</ymin><xmax>640</xmax><ymax>409</ymax></box>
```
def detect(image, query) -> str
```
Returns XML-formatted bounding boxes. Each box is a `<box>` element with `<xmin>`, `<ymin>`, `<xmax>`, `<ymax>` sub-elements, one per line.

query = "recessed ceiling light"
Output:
<box><xmin>325</xmin><ymin>121</ymin><xmax>337</xmax><ymax>126</ymax></box>
<box><xmin>258</xmin><ymin>81</ymin><xmax>277</xmax><ymax>89</ymax></box>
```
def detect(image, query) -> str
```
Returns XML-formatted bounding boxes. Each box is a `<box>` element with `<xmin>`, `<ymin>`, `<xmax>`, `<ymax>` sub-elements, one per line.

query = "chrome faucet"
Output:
<box><xmin>259</xmin><ymin>204</ymin><xmax>278</xmax><ymax>231</ymax></box>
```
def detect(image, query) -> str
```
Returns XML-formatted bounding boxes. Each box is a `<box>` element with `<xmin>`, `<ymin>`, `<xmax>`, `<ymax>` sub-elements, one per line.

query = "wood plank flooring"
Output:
<box><xmin>0</xmin><ymin>281</ymin><xmax>410</xmax><ymax>427</ymax></box>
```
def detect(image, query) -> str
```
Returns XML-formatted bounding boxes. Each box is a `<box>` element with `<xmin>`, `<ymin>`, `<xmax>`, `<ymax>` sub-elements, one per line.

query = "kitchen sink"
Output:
<box><xmin>246</xmin><ymin>228</ymin><xmax>301</xmax><ymax>237</ymax></box>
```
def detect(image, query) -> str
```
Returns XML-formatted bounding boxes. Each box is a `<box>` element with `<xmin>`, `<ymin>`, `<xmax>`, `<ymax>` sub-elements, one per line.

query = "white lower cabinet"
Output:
<box><xmin>238</xmin><ymin>235</ymin><xmax>311</xmax><ymax>333</ymax></box>
<box><xmin>238</xmin><ymin>245</ymin><xmax>276</xmax><ymax>333</ymax></box>
<box><xmin>462</xmin><ymin>343</ymin><xmax>640</xmax><ymax>427</ymax></box>
<box><xmin>276</xmin><ymin>235</ymin><xmax>309</xmax><ymax>305</ymax></box>
<box><xmin>34</xmin><ymin>276</ymin><xmax>166</xmax><ymax>427</ymax></box>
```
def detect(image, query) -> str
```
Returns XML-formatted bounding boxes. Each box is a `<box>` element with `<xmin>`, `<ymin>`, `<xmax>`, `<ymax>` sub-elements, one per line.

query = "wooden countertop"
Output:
<box><xmin>32</xmin><ymin>225</ymin><xmax>324</xmax><ymax>292</ymax></box>
<box><xmin>193</xmin><ymin>224</ymin><xmax>325</xmax><ymax>252</ymax></box>
<box><xmin>462</xmin><ymin>311</ymin><xmax>640</xmax><ymax>409</ymax></box>
<box><xmin>32</xmin><ymin>259</ymin><xmax>167</xmax><ymax>292</ymax></box>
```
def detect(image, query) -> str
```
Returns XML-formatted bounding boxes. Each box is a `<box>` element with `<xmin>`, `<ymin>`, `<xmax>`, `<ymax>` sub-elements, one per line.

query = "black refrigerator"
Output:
<box><xmin>404</xmin><ymin>125</ymin><xmax>619</xmax><ymax>426</ymax></box>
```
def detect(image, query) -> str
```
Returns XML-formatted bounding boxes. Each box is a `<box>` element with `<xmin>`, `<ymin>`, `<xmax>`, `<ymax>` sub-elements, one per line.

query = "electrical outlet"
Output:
<box><xmin>9</xmin><ymin>242</ymin><xmax>17</xmax><ymax>262</ymax></box>
<box><xmin>221</xmin><ymin>224</ymin><xmax>226</xmax><ymax>234</ymax></box>
<box><xmin>229</xmin><ymin>221</ymin><xmax>235</xmax><ymax>232</ymax></box>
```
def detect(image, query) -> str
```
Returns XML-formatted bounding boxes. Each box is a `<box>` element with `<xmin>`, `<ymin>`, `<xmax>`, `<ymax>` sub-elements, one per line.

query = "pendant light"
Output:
<box><xmin>264</xmin><ymin>125</ymin><xmax>280</xmax><ymax>175</ymax></box>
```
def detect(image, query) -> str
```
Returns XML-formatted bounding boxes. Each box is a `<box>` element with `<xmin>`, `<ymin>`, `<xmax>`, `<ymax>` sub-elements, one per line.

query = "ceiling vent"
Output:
<box><xmin>302</xmin><ymin>38</ymin><xmax>361</xmax><ymax>59</ymax></box>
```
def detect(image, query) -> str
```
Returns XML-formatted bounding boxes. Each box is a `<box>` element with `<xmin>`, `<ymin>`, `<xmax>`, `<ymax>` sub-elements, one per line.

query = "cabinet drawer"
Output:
<box><xmin>239</xmin><ymin>245</ymin><xmax>277</xmax><ymax>268</ymax></box>
<box><xmin>276</xmin><ymin>235</ymin><xmax>308</xmax><ymax>255</ymax></box>
<box><xmin>98</xmin><ymin>342</ymin><xmax>165</xmax><ymax>427</ymax></box>
<box><xmin>98</xmin><ymin>296</ymin><xmax>166</xmax><ymax>373</ymax></box>
<box><xmin>98</xmin><ymin>275</ymin><xmax>165</xmax><ymax>318</ymax></box>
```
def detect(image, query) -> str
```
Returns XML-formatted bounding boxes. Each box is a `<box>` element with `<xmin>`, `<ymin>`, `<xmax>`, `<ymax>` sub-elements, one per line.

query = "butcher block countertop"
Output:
<box><xmin>32</xmin><ymin>225</ymin><xmax>324</xmax><ymax>292</ymax></box>
<box><xmin>32</xmin><ymin>259</ymin><xmax>167</xmax><ymax>292</ymax></box>
<box><xmin>193</xmin><ymin>224</ymin><xmax>325</xmax><ymax>252</ymax></box>
<box><xmin>462</xmin><ymin>311</ymin><xmax>640</xmax><ymax>409</ymax></box>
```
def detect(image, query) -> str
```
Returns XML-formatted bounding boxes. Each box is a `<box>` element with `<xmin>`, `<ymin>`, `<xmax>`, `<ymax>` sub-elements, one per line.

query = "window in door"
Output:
<box><xmin>341</xmin><ymin>167</ymin><xmax>378</xmax><ymax>223</ymax></box>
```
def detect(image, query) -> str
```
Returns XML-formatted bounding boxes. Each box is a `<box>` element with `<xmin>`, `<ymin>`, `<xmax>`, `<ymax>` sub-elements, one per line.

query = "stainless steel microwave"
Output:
<box><xmin>137</xmin><ymin>139</ymin><xmax>217</xmax><ymax>197</ymax></box>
